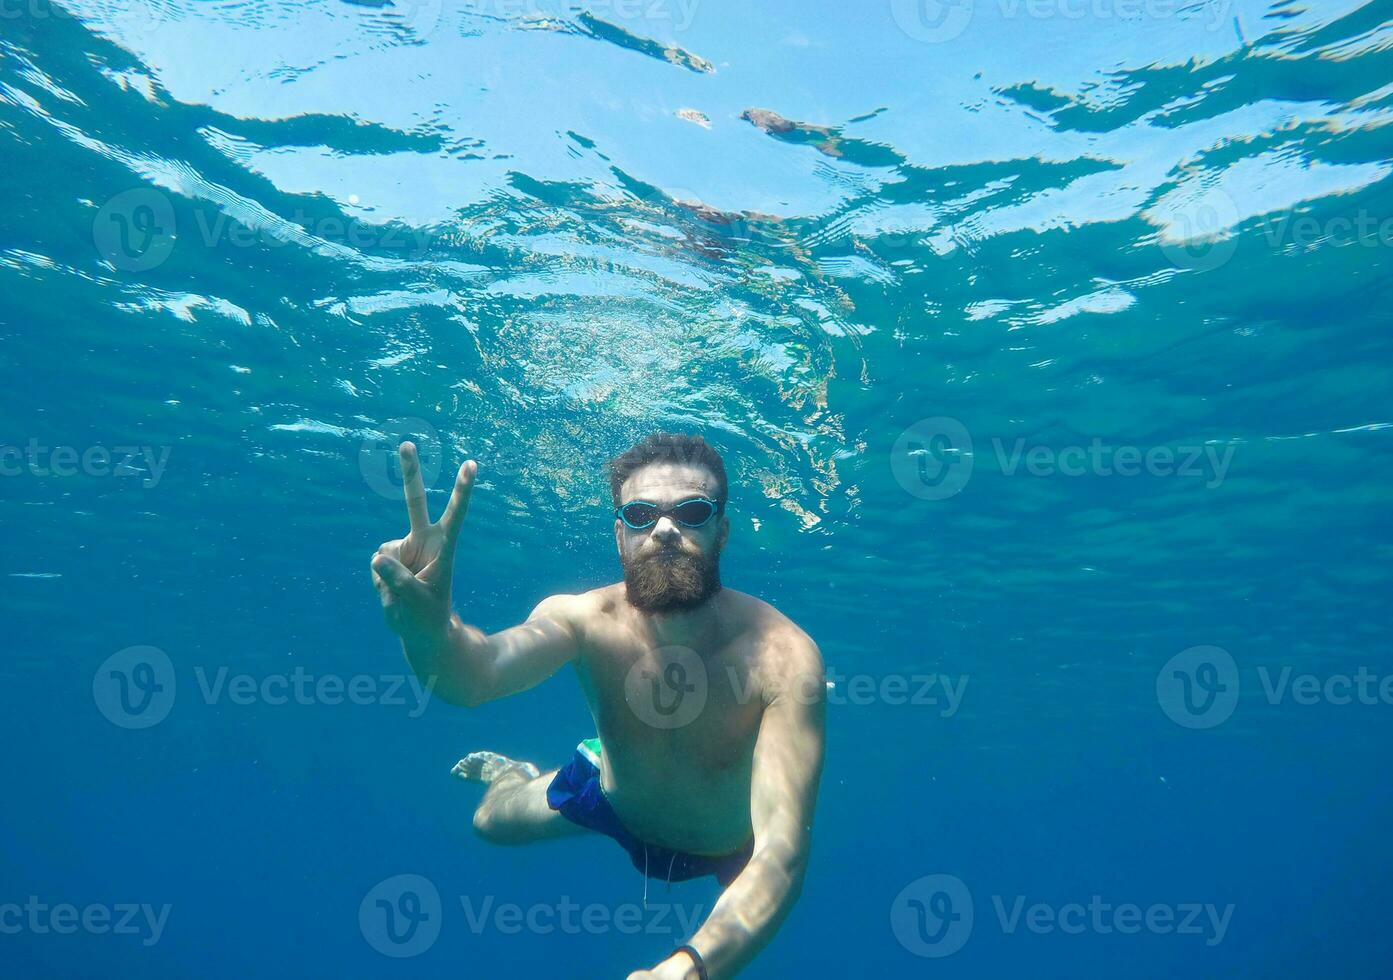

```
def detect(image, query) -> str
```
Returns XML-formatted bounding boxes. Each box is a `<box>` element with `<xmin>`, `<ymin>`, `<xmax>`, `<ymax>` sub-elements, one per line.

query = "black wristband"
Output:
<box><xmin>675</xmin><ymin>943</ymin><xmax>709</xmax><ymax>980</ymax></box>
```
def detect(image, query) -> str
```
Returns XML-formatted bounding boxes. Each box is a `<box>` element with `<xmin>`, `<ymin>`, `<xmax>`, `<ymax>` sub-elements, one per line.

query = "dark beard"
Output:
<box><xmin>622</xmin><ymin>545</ymin><xmax>722</xmax><ymax>614</ymax></box>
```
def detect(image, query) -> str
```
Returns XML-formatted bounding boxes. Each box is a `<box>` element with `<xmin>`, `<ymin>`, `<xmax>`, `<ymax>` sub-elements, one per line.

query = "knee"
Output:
<box><xmin>473</xmin><ymin>801</ymin><xmax>524</xmax><ymax>844</ymax></box>
<box><xmin>472</xmin><ymin>804</ymin><xmax>501</xmax><ymax>842</ymax></box>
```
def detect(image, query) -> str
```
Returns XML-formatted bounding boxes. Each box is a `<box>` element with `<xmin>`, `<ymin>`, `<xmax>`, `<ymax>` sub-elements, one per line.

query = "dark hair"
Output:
<box><xmin>609</xmin><ymin>433</ymin><xmax>728</xmax><ymax>510</ymax></box>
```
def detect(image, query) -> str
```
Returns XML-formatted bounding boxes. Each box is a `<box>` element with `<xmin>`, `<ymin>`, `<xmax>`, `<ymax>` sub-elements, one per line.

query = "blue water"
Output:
<box><xmin>3</xmin><ymin>0</ymin><xmax>1392</xmax><ymax>977</ymax></box>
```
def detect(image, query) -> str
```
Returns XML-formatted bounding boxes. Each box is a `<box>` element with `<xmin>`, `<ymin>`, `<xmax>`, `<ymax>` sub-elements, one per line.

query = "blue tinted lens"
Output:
<box><xmin>671</xmin><ymin>499</ymin><xmax>717</xmax><ymax>526</ymax></box>
<box><xmin>620</xmin><ymin>502</ymin><xmax>659</xmax><ymax>528</ymax></box>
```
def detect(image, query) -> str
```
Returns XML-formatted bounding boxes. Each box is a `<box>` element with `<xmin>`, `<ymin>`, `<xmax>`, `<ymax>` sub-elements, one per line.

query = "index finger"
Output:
<box><xmin>399</xmin><ymin>441</ymin><xmax>431</xmax><ymax>533</ymax></box>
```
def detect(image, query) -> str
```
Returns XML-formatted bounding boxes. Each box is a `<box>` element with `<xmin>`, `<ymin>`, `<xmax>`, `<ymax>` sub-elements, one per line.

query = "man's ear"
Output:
<box><xmin>614</xmin><ymin>518</ymin><xmax>624</xmax><ymax>556</ymax></box>
<box><xmin>717</xmin><ymin>514</ymin><xmax>730</xmax><ymax>551</ymax></box>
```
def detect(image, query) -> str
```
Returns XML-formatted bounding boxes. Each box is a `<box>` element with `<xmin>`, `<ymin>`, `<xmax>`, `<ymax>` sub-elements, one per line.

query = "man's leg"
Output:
<box><xmin>453</xmin><ymin>751</ymin><xmax>590</xmax><ymax>845</ymax></box>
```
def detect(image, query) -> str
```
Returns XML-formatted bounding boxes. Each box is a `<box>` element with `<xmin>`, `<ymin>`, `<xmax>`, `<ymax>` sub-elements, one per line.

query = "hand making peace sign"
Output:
<box><xmin>370</xmin><ymin>442</ymin><xmax>476</xmax><ymax>641</ymax></box>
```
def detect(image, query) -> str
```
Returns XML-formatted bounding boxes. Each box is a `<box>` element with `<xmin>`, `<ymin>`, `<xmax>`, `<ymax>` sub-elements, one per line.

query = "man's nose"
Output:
<box><xmin>651</xmin><ymin>517</ymin><xmax>681</xmax><ymax>543</ymax></box>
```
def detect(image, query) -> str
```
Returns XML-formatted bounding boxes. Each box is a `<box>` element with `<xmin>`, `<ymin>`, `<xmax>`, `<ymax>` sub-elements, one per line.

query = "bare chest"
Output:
<box><xmin>576</xmin><ymin>636</ymin><xmax>766</xmax><ymax>778</ymax></box>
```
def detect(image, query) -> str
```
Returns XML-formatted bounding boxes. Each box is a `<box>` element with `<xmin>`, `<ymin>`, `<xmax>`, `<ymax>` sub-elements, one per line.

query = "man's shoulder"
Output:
<box><xmin>722</xmin><ymin>590</ymin><xmax>822</xmax><ymax>671</ymax></box>
<box><xmin>530</xmin><ymin>583</ymin><xmax>625</xmax><ymax>626</ymax></box>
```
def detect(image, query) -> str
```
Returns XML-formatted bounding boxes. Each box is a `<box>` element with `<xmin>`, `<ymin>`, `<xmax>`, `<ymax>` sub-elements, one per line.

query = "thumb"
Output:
<box><xmin>372</xmin><ymin>553</ymin><xmax>418</xmax><ymax>593</ymax></box>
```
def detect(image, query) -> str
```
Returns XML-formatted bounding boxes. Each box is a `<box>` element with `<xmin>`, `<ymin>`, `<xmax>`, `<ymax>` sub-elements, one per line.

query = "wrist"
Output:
<box><xmin>673</xmin><ymin>945</ymin><xmax>708</xmax><ymax>980</ymax></box>
<box><xmin>400</xmin><ymin>613</ymin><xmax>455</xmax><ymax>659</ymax></box>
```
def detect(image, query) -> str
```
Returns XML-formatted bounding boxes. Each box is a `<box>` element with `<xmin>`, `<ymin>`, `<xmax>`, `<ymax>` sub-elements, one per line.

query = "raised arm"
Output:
<box><xmin>370</xmin><ymin>443</ymin><xmax>580</xmax><ymax>707</ymax></box>
<box><xmin>633</xmin><ymin>636</ymin><xmax>826</xmax><ymax>980</ymax></box>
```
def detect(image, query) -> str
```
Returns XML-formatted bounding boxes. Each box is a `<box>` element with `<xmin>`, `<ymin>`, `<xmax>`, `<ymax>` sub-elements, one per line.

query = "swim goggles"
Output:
<box><xmin>615</xmin><ymin>498</ymin><xmax>721</xmax><ymax>530</ymax></box>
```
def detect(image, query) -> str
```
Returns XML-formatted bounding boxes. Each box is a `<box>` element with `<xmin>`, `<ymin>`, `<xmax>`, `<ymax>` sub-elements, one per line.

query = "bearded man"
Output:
<box><xmin>370</xmin><ymin>433</ymin><xmax>825</xmax><ymax>980</ymax></box>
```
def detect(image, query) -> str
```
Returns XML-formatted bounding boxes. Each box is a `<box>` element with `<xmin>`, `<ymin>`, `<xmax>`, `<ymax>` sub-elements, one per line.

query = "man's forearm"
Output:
<box><xmin>399</xmin><ymin>615</ymin><xmax>493</xmax><ymax>707</ymax></box>
<box><xmin>682</xmin><ymin>844</ymin><xmax>806</xmax><ymax>979</ymax></box>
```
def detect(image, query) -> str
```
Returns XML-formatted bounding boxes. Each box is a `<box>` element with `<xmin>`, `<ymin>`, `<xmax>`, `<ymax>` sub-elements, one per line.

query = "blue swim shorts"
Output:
<box><xmin>546</xmin><ymin>737</ymin><xmax>754</xmax><ymax>887</ymax></box>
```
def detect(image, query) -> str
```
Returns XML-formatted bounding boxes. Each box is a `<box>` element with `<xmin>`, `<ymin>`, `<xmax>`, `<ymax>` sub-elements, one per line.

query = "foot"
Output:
<box><xmin>452</xmin><ymin>750</ymin><xmax>540</xmax><ymax>785</ymax></box>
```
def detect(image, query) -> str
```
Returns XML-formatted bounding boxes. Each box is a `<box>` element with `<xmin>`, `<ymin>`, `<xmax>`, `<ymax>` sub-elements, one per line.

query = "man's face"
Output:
<box><xmin>615</xmin><ymin>461</ymin><xmax>728</xmax><ymax>614</ymax></box>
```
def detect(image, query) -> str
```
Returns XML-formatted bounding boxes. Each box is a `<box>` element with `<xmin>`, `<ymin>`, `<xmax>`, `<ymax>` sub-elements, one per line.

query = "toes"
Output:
<box><xmin>452</xmin><ymin>750</ymin><xmax>534</xmax><ymax>785</ymax></box>
<box><xmin>453</xmin><ymin>751</ymin><xmax>496</xmax><ymax>781</ymax></box>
